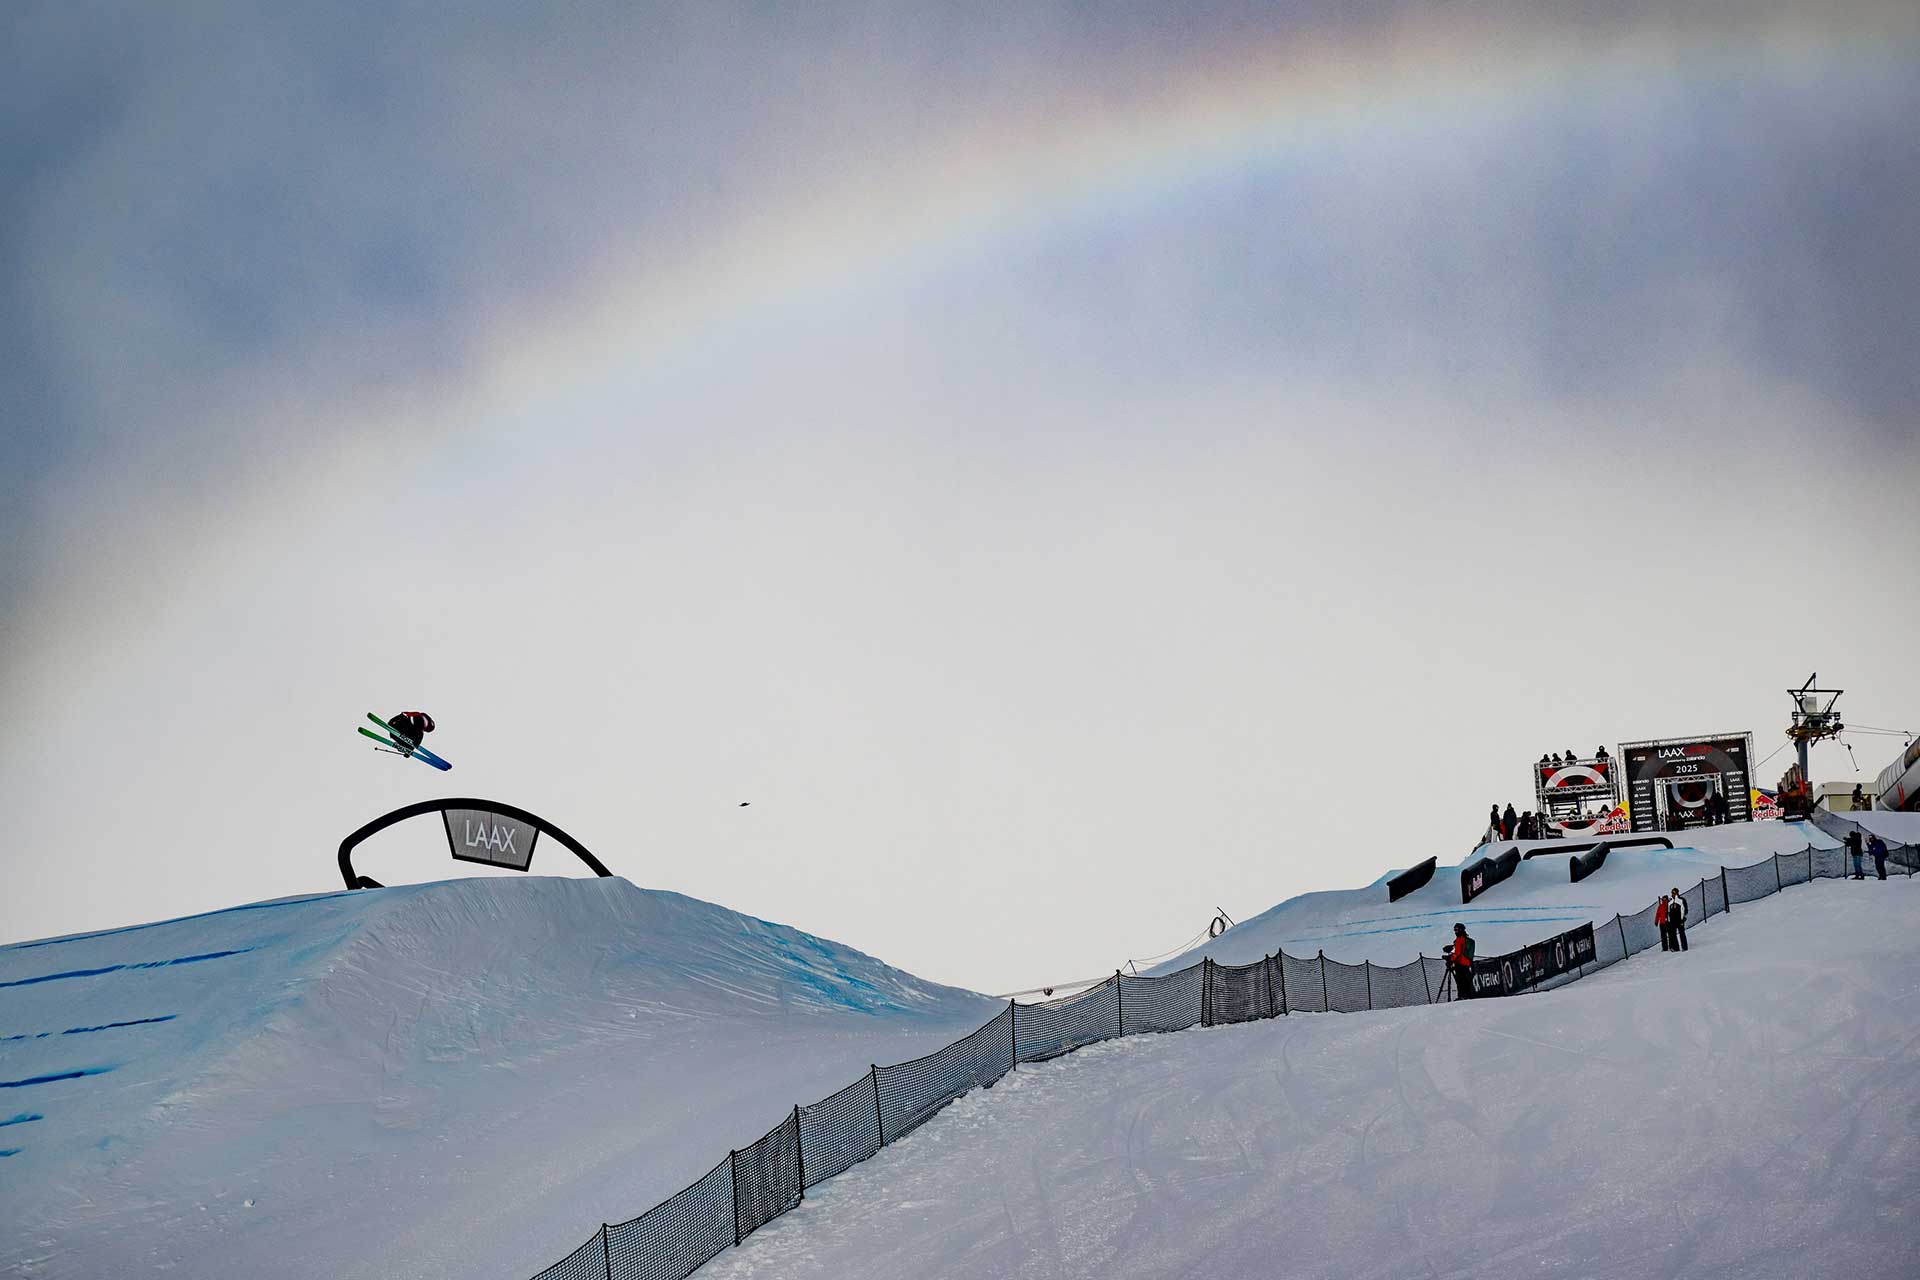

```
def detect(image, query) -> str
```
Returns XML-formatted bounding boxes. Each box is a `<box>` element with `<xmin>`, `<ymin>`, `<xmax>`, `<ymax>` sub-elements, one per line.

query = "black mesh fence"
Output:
<box><xmin>797</xmin><ymin>1073</ymin><xmax>881</xmax><ymax>1188</ymax></box>
<box><xmin>877</xmin><ymin>1006</ymin><xmax>1014</xmax><ymax>1142</ymax></box>
<box><xmin>1620</xmin><ymin>899</ymin><xmax>1661</xmax><ymax>955</ymax></box>
<box><xmin>532</xmin><ymin>1229</ymin><xmax>606</xmax><ymax>1280</ymax></box>
<box><xmin>1278</xmin><ymin>950</ymin><xmax>1327</xmax><ymax>1013</ymax></box>
<box><xmin>1323</xmin><ymin>957</ymin><xmax>1372</xmax><ymax>1013</ymax></box>
<box><xmin>1589</xmin><ymin>915</ymin><xmax>1627</xmax><ymax>970</ymax></box>
<box><xmin>1724</xmin><ymin>859</ymin><xmax>1777</xmax><ymax>905</ymax></box>
<box><xmin>1680</xmin><ymin>882</ymin><xmax>1706</xmax><ymax>930</ymax></box>
<box><xmin>1367</xmin><ymin>957</ymin><xmax>1431</xmax><ymax>1009</ymax></box>
<box><xmin>604</xmin><ymin>1154</ymin><xmax>732</xmax><ymax>1280</ymax></box>
<box><xmin>733</xmin><ymin>1112</ymin><xmax>801</xmax><ymax>1242</ymax></box>
<box><xmin>1119</xmin><ymin>964</ymin><xmax>1203</xmax><ymax>1034</ymax></box>
<box><xmin>1207</xmin><ymin>957</ymin><xmax>1273</xmax><ymax>1024</ymax></box>
<box><xmin>1015</xmin><ymin>979</ymin><xmax>1120</xmax><ymax>1063</ymax></box>
<box><xmin>528</xmin><ymin>836</ymin><xmax>1895</xmax><ymax>1280</ymax></box>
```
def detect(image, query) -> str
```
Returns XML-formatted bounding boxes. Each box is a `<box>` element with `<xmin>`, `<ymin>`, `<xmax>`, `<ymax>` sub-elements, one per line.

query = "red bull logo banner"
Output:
<box><xmin>1750</xmin><ymin>789</ymin><xmax>1783</xmax><ymax>822</ymax></box>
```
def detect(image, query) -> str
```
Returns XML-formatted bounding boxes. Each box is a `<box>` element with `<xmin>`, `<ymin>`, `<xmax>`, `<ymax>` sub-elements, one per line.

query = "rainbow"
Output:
<box><xmin>448</xmin><ymin>3</ymin><xmax>1915</xmax><ymax>426</ymax></box>
<box><xmin>8</xmin><ymin>2</ymin><xmax>1915</xmax><ymax>697</ymax></box>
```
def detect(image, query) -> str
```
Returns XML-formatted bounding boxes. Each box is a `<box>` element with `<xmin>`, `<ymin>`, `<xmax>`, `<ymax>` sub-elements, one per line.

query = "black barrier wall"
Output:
<box><xmin>1569</xmin><ymin>843</ymin><xmax>1610</xmax><ymax>883</ymax></box>
<box><xmin>1460</xmin><ymin>846</ymin><xmax>1521</xmax><ymax>903</ymax></box>
<box><xmin>1386</xmin><ymin>856</ymin><xmax>1438</xmax><ymax>902</ymax></box>
<box><xmin>526</xmin><ymin>829</ymin><xmax>1919</xmax><ymax>1280</ymax></box>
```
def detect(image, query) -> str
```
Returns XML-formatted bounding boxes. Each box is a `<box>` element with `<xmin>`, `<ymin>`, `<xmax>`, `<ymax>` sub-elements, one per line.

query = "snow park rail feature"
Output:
<box><xmin>521</xmin><ymin>825</ymin><xmax>1920</xmax><ymax>1280</ymax></box>
<box><xmin>336</xmin><ymin>798</ymin><xmax>612</xmax><ymax>889</ymax></box>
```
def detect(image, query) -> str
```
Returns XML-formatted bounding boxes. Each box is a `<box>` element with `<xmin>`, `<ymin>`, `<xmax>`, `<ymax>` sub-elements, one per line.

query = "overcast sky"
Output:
<box><xmin>4</xmin><ymin>0</ymin><xmax>1917</xmax><ymax>993</ymax></box>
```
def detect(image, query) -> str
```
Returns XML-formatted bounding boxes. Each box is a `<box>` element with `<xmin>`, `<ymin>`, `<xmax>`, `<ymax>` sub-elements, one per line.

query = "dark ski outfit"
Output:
<box><xmin>387</xmin><ymin>710</ymin><xmax>436</xmax><ymax>749</ymax></box>
<box><xmin>1668</xmin><ymin>889</ymin><xmax>1688</xmax><ymax>951</ymax></box>
<box><xmin>1502</xmin><ymin>804</ymin><xmax>1518</xmax><ymax>842</ymax></box>
<box><xmin>1869</xmin><ymin>834</ymin><xmax>1888</xmax><ymax>880</ymax></box>
<box><xmin>1448</xmin><ymin>925</ymin><xmax>1476</xmax><ymax>1000</ymax></box>
<box><xmin>1847</xmin><ymin>830</ymin><xmax>1865</xmax><ymax>880</ymax></box>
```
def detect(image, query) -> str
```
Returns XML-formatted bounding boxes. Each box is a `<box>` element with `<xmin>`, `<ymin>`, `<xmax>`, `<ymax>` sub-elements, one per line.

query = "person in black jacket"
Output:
<box><xmin>1502</xmin><ymin>803</ymin><xmax>1518</xmax><ymax>841</ymax></box>
<box><xmin>1668</xmin><ymin>887</ymin><xmax>1689</xmax><ymax>951</ymax></box>
<box><xmin>386</xmin><ymin>710</ymin><xmax>436</xmax><ymax>752</ymax></box>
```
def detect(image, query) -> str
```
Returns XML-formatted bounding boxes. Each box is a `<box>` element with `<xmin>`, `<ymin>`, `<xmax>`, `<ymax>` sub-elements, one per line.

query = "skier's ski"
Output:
<box><xmin>360</xmin><ymin>717</ymin><xmax>454</xmax><ymax>771</ymax></box>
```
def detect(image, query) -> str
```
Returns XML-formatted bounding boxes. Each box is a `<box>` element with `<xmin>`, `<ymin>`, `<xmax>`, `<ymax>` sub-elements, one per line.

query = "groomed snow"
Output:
<box><xmin>0</xmin><ymin>876</ymin><xmax>999</xmax><ymax>1280</ymax></box>
<box><xmin>702</xmin><ymin>875</ymin><xmax>1919</xmax><ymax>1280</ymax></box>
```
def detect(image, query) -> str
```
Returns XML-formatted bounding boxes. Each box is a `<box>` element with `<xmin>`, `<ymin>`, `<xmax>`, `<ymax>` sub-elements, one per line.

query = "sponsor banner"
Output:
<box><xmin>444</xmin><ymin>807</ymin><xmax>539</xmax><ymax>872</ymax></box>
<box><xmin>1471</xmin><ymin>922</ymin><xmax>1597</xmax><ymax>997</ymax></box>
<box><xmin>1618</xmin><ymin>732</ymin><xmax>1754</xmax><ymax>833</ymax></box>
<box><xmin>1750</xmin><ymin>789</ymin><xmax>1783</xmax><ymax>822</ymax></box>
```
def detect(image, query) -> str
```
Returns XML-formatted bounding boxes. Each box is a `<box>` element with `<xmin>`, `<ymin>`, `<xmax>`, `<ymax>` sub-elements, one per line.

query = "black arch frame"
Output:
<box><xmin>338</xmin><ymin>797</ymin><xmax>612</xmax><ymax>889</ymax></box>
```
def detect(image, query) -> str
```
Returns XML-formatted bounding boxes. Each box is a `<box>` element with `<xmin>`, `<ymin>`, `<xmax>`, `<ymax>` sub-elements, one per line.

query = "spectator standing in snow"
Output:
<box><xmin>1502</xmin><ymin>803</ymin><xmax>1518</xmax><ymax>841</ymax></box>
<box><xmin>1868</xmin><ymin>833</ymin><xmax>1888</xmax><ymax>880</ymax></box>
<box><xmin>1668</xmin><ymin>887</ymin><xmax>1689</xmax><ymax>951</ymax></box>
<box><xmin>1489</xmin><ymin>804</ymin><xmax>1502</xmax><ymax>842</ymax></box>
<box><xmin>1656</xmin><ymin>893</ymin><xmax>1672</xmax><ymax>951</ymax></box>
<box><xmin>1847</xmin><ymin>830</ymin><xmax>1865</xmax><ymax>879</ymax></box>
<box><xmin>1446</xmin><ymin>923</ymin><xmax>1476</xmax><ymax>1000</ymax></box>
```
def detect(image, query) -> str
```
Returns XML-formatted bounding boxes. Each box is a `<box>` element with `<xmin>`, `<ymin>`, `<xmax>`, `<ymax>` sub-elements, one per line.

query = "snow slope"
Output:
<box><xmin>0</xmin><ymin>877</ymin><xmax>999</xmax><ymax>1280</ymax></box>
<box><xmin>1154</xmin><ymin>819</ymin><xmax>1837</xmax><ymax>971</ymax></box>
<box><xmin>703</xmin><ymin>875</ymin><xmax>1920</xmax><ymax>1280</ymax></box>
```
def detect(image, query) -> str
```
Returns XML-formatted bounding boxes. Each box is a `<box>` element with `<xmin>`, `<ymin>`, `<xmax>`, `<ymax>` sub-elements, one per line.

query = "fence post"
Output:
<box><xmin>1319</xmin><ymin>950</ymin><xmax>1329</xmax><ymax>1011</ymax></box>
<box><xmin>1418</xmin><ymin>952</ymin><xmax>1432</xmax><ymax>1004</ymax></box>
<box><xmin>871</xmin><ymin>1065</ymin><xmax>885</xmax><ymax>1145</ymax></box>
<box><xmin>1276</xmin><ymin>951</ymin><xmax>1289</xmax><ymax>1015</ymax></box>
<box><xmin>1263</xmin><ymin>955</ymin><xmax>1276</xmax><ymax>1019</ymax></box>
<box><xmin>1364</xmin><ymin>961</ymin><xmax>1373</xmax><ymax>1010</ymax></box>
<box><xmin>1115</xmin><ymin>970</ymin><xmax>1125</xmax><ymax>1037</ymax></box>
<box><xmin>729</xmin><ymin>1150</ymin><xmax>741</xmax><ymax>1247</ymax></box>
<box><xmin>1774</xmin><ymin>854</ymin><xmax>1783</xmax><ymax>893</ymax></box>
<box><xmin>1201</xmin><ymin>958</ymin><xmax>1213</xmax><ymax>1027</ymax></box>
<box><xmin>1721</xmin><ymin>867</ymin><xmax>1730</xmax><ymax>911</ymax></box>
<box><xmin>1616</xmin><ymin>913</ymin><xmax>1628</xmax><ymax>956</ymax></box>
<box><xmin>793</xmin><ymin>1104</ymin><xmax>805</xmax><ymax>1200</ymax></box>
<box><xmin>1007</xmin><ymin>999</ymin><xmax>1017</xmax><ymax>1069</ymax></box>
<box><xmin>601</xmin><ymin>1223</ymin><xmax>612</xmax><ymax>1280</ymax></box>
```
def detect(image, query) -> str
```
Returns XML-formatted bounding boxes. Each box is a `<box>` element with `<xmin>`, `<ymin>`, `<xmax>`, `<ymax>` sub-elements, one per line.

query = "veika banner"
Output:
<box><xmin>1470</xmin><ymin>922</ymin><xmax>1597</xmax><ymax>997</ymax></box>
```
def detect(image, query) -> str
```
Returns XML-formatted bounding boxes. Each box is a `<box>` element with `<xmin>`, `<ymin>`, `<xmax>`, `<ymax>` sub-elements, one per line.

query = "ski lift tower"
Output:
<box><xmin>1786</xmin><ymin>673</ymin><xmax>1844</xmax><ymax>784</ymax></box>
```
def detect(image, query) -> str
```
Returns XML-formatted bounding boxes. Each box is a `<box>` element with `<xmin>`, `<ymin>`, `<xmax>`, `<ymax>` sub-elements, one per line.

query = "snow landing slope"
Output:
<box><xmin>1153</xmin><ymin>819</ymin><xmax>1839</xmax><ymax>972</ymax></box>
<box><xmin>706</xmin><ymin>875</ymin><xmax>1920</xmax><ymax>1280</ymax></box>
<box><xmin>0</xmin><ymin>876</ymin><xmax>999</xmax><ymax>1280</ymax></box>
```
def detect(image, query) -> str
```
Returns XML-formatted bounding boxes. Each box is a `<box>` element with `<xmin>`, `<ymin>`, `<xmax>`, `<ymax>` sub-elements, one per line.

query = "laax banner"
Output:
<box><xmin>1471</xmin><ymin>922</ymin><xmax>1597</xmax><ymax>997</ymax></box>
<box><xmin>443</xmin><ymin>806</ymin><xmax>539</xmax><ymax>872</ymax></box>
<box><xmin>1617</xmin><ymin>732</ymin><xmax>1754</xmax><ymax>833</ymax></box>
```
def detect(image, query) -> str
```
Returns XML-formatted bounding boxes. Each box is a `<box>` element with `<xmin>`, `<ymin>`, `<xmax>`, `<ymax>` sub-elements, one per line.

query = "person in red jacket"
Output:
<box><xmin>1655</xmin><ymin>893</ymin><xmax>1672</xmax><ymax>951</ymax></box>
<box><xmin>386</xmin><ymin>710</ymin><xmax>436</xmax><ymax>753</ymax></box>
<box><xmin>1445</xmin><ymin>923</ymin><xmax>1477</xmax><ymax>1000</ymax></box>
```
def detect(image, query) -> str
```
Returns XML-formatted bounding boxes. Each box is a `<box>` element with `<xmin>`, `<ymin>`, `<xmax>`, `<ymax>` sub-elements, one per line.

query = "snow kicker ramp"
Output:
<box><xmin>1154</xmin><ymin>819</ymin><xmax>1839</xmax><ymax>972</ymax></box>
<box><xmin>704</xmin><ymin>876</ymin><xmax>1920</xmax><ymax>1280</ymax></box>
<box><xmin>0</xmin><ymin>876</ymin><xmax>998</xmax><ymax>1280</ymax></box>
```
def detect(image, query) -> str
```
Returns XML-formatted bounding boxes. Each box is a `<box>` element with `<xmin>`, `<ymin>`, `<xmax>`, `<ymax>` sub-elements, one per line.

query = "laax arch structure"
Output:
<box><xmin>337</xmin><ymin>797</ymin><xmax>612</xmax><ymax>890</ymax></box>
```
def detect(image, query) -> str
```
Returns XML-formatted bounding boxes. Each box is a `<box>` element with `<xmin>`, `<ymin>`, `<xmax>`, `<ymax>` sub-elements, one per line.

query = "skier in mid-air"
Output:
<box><xmin>385</xmin><ymin>710</ymin><xmax>436</xmax><ymax>752</ymax></box>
